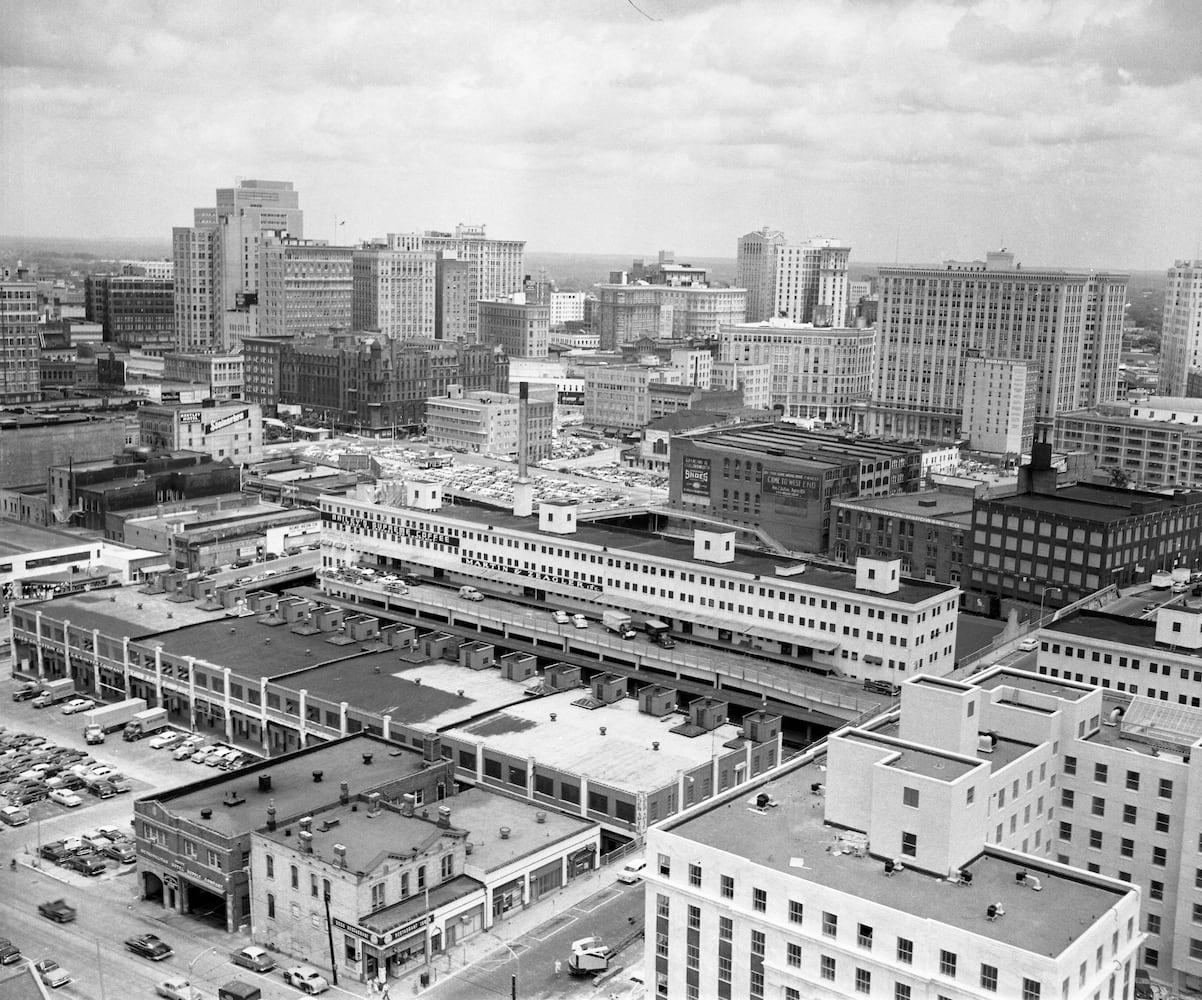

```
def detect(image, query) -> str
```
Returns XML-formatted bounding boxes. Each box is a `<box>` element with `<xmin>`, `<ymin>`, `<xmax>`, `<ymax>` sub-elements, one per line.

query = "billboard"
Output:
<box><xmin>557</xmin><ymin>390</ymin><xmax>584</xmax><ymax>406</ymax></box>
<box><xmin>761</xmin><ymin>470</ymin><xmax>821</xmax><ymax>499</ymax></box>
<box><xmin>682</xmin><ymin>456</ymin><xmax>711</xmax><ymax>497</ymax></box>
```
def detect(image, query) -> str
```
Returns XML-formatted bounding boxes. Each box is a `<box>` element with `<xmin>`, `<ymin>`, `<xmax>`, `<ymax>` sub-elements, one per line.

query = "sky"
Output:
<box><xmin>2</xmin><ymin>0</ymin><xmax>1201</xmax><ymax>270</ymax></box>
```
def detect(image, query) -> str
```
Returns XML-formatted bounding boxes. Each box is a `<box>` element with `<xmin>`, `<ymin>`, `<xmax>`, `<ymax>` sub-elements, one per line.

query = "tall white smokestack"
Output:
<box><xmin>513</xmin><ymin>381</ymin><xmax>534</xmax><ymax>517</ymax></box>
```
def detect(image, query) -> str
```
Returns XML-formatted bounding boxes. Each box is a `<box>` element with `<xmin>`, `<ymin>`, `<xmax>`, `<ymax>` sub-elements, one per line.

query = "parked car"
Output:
<box><xmin>63</xmin><ymin>855</ymin><xmax>105</xmax><ymax>877</ymax></box>
<box><xmin>34</xmin><ymin>958</ymin><xmax>71</xmax><ymax>988</ymax></box>
<box><xmin>0</xmin><ymin>805</ymin><xmax>30</xmax><ymax>826</ymax></box>
<box><xmin>173</xmin><ymin>739</ymin><xmax>204</xmax><ymax>760</ymax></box>
<box><xmin>282</xmin><ymin>966</ymin><xmax>329</xmax><ymax>995</ymax></box>
<box><xmin>39</xmin><ymin>841</ymin><xmax>72</xmax><ymax>864</ymax></box>
<box><xmin>84</xmin><ymin>778</ymin><xmax>116</xmax><ymax>799</ymax></box>
<box><xmin>87</xmin><ymin>765</ymin><xmax>117</xmax><ymax>779</ymax></box>
<box><xmin>1018</xmin><ymin>638</ymin><xmax>1040</xmax><ymax>652</ymax></box>
<box><xmin>149</xmin><ymin>731</ymin><xmax>184</xmax><ymax>750</ymax></box>
<box><xmin>37</xmin><ymin>900</ymin><xmax>76</xmax><ymax>923</ymax></box>
<box><xmin>617</xmin><ymin>859</ymin><xmax>647</xmax><ymax>884</ymax></box>
<box><xmin>60</xmin><ymin>698</ymin><xmax>95</xmax><ymax>715</ymax></box>
<box><xmin>55</xmin><ymin>773</ymin><xmax>85</xmax><ymax>791</ymax></box>
<box><xmin>103</xmin><ymin>841</ymin><xmax>136</xmax><ymax>864</ymax></box>
<box><xmin>230</xmin><ymin>946</ymin><xmax>276</xmax><ymax>973</ymax></box>
<box><xmin>571</xmin><ymin>614</ymin><xmax>589</xmax><ymax>629</ymax></box>
<box><xmin>551</xmin><ymin>610</ymin><xmax>571</xmax><ymax>624</ymax></box>
<box><xmin>0</xmin><ymin>939</ymin><xmax>21</xmax><ymax>965</ymax></box>
<box><xmin>220</xmin><ymin>753</ymin><xmax>247</xmax><ymax>771</ymax></box>
<box><xmin>48</xmin><ymin>788</ymin><xmax>82</xmax><ymax>808</ymax></box>
<box><xmin>12</xmin><ymin>683</ymin><xmax>40</xmax><ymax>702</ymax></box>
<box><xmin>80</xmin><ymin>831</ymin><xmax>112</xmax><ymax>851</ymax></box>
<box><xmin>6</xmin><ymin>784</ymin><xmax>46</xmax><ymax>805</ymax></box>
<box><xmin>125</xmin><ymin>934</ymin><xmax>174</xmax><ymax>961</ymax></box>
<box><xmin>205</xmin><ymin>747</ymin><xmax>236</xmax><ymax>767</ymax></box>
<box><xmin>157</xmin><ymin>977</ymin><xmax>209</xmax><ymax>1000</ymax></box>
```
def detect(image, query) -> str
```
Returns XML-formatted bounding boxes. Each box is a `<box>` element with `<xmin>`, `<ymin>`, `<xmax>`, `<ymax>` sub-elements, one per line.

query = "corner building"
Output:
<box><xmin>645</xmin><ymin>668</ymin><xmax>1145</xmax><ymax>1000</ymax></box>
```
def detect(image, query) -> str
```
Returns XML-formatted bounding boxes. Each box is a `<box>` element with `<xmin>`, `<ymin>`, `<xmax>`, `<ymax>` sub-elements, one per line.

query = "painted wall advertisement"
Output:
<box><xmin>682</xmin><ymin>456</ymin><xmax>711</xmax><ymax>498</ymax></box>
<box><xmin>761</xmin><ymin>470</ymin><xmax>821</xmax><ymax>500</ymax></box>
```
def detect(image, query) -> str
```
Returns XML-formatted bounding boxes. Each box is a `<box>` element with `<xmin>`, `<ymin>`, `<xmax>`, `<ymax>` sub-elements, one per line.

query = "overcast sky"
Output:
<box><xmin>2</xmin><ymin>0</ymin><xmax>1199</xmax><ymax>269</ymax></box>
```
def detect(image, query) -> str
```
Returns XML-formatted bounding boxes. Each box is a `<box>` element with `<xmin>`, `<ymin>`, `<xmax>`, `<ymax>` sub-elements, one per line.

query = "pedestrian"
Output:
<box><xmin>554</xmin><ymin>959</ymin><xmax>562</xmax><ymax>978</ymax></box>
<box><xmin>381</xmin><ymin>984</ymin><xmax>390</xmax><ymax>1000</ymax></box>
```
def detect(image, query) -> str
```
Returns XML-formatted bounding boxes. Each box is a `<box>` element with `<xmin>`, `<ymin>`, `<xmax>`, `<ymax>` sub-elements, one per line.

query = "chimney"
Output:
<box><xmin>299</xmin><ymin>831</ymin><xmax>313</xmax><ymax>854</ymax></box>
<box><xmin>333</xmin><ymin>843</ymin><xmax>347</xmax><ymax>868</ymax></box>
<box><xmin>339</xmin><ymin>781</ymin><xmax>349</xmax><ymax>805</ymax></box>
<box><xmin>299</xmin><ymin>816</ymin><xmax>312</xmax><ymax>833</ymax></box>
<box><xmin>437</xmin><ymin>806</ymin><xmax>451</xmax><ymax>829</ymax></box>
<box><xmin>367</xmin><ymin>792</ymin><xmax>381</xmax><ymax>815</ymax></box>
<box><xmin>401</xmin><ymin>793</ymin><xmax>416</xmax><ymax>817</ymax></box>
<box><xmin>266</xmin><ymin>800</ymin><xmax>277</xmax><ymax>832</ymax></box>
<box><xmin>518</xmin><ymin>381</ymin><xmax>529</xmax><ymax>481</ymax></box>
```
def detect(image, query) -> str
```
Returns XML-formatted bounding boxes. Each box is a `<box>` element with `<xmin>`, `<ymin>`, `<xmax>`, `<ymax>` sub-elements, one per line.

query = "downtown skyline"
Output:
<box><xmin>2</xmin><ymin>0</ymin><xmax>1201</xmax><ymax>270</ymax></box>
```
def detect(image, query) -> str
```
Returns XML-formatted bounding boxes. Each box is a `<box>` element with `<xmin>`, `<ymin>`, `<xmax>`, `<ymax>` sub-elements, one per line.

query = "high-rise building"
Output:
<box><xmin>172</xmin><ymin>179</ymin><xmax>303</xmax><ymax>352</ymax></box>
<box><xmin>352</xmin><ymin>244</ymin><xmax>435</xmax><ymax>340</ymax></box>
<box><xmin>0</xmin><ymin>266</ymin><xmax>42</xmax><ymax>405</ymax></box>
<box><xmin>85</xmin><ymin>274</ymin><xmax>175</xmax><ymax>352</ymax></box>
<box><xmin>1159</xmin><ymin>260</ymin><xmax>1202</xmax><ymax>396</ymax></box>
<box><xmin>960</xmin><ymin>356</ymin><xmax>1035</xmax><ymax>455</ymax></box>
<box><xmin>549</xmin><ymin>291</ymin><xmax>587</xmax><ymax>328</ymax></box>
<box><xmin>593</xmin><ymin>282</ymin><xmax>746</xmax><ymax>350</ymax></box>
<box><xmin>869</xmin><ymin>250</ymin><xmax>1129</xmax><ymax>440</ymax></box>
<box><xmin>737</xmin><ymin>227</ymin><xmax>787</xmax><ymax>321</ymax></box>
<box><xmin>259</xmin><ymin>238</ymin><xmax>353</xmax><ymax>341</ymax></box>
<box><xmin>435</xmin><ymin>254</ymin><xmax>472</xmax><ymax>342</ymax></box>
<box><xmin>387</xmin><ymin>225</ymin><xmax>525</xmax><ymax>341</ymax></box>
<box><xmin>478</xmin><ymin>293</ymin><xmax>549</xmax><ymax>357</ymax></box>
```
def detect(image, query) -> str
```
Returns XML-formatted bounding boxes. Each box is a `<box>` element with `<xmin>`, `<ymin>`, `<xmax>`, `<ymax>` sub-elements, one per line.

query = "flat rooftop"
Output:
<box><xmin>0</xmin><ymin>519</ymin><xmax>97</xmax><ymax>557</ymax></box>
<box><xmin>258</xmin><ymin>785</ymin><xmax>592</xmax><ymax>877</ymax></box>
<box><xmin>671</xmin><ymin>757</ymin><xmax>1131</xmax><ymax>957</ymax></box>
<box><xmin>1048</xmin><ymin>610</ymin><xmax>1168</xmax><ymax>654</ymax></box>
<box><xmin>832</xmin><ymin>491</ymin><xmax>974</xmax><ymax>525</ymax></box>
<box><xmin>986</xmin><ymin>484</ymin><xmax>1202</xmax><ymax>522</ymax></box>
<box><xmin>23</xmin><ymin>586</ymin><xmax>220</xmax><ymax>637</ymax></box>
<box><xmin>371</xmin><ymin>500</ymin><xmax>954</xmax><ymax>606</ymax></box>
<box><xmin>843</xmin><ymin>731</ymin><xmax>978</xmax><ymax>781</ymax></box>
<box><xmin>144</xmin><ymin>734</ymin><xmax>422</xmax><ymax>836</ymax></box>
<box><xmin>972</xmin><ymin>668</ymin><xmax>1096</xmax><ymax>703</ymax></box>
<box><xmin>442</xmin><ymin>694</ymin><xmax>743</xmax><ymax>793</ymax></box>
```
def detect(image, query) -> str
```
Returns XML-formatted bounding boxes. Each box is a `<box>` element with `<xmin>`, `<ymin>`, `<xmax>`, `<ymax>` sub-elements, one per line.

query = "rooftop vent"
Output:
<box><xmin>339</xmin><ymin>781</ymin><xmax>349</xmax><ymax>806</ymax></box>
<box><xmin>535</xmin><ymin>812</ymin><xmax>546</xmax><ymax>824</ymax></box>
<box><xmin>200</xmin><ymin>808</ymin><xmax>212</xmax><ymax>820</ymax></box>
<box><xmin>499</xmin><ymin>826</ymin><xmax>511</xmax><ymax>840</ymax></box>
<box><xmin>266</xmin><ymin>801</ymin><xmax>277</xmax><ymax>832</ymax></box>
<box><xmin>362</xmin><ymin>753</ymin><xmax>373</xmax><ymax>766</ymax></box>
<box><xmin>258</xmin><ymin>774</ymin><xmax>272</xmax><ymax>792</ymax></box>
<box><xmin>312</xmin><ymin>770</ymin><xmax>323</xmax><ymax>782</ymax></box>
<box><xmin>652</xmin><ymin>741</ymin><xmax>659</xmax><ymax>751</ymax></box>
<box><xmin>299</xmin><ymin>816</ymin><xmax>312</xmax><ymax>833</ymax></box>
<box><xmin>299</xmin><ymin>831</ymin><xmax>313</xmax><ymax>854</ymax></box>
<box><xmin>333</xmin><ymin>843</ymin><xmax>347</xmax><ymax>868</ymax></box>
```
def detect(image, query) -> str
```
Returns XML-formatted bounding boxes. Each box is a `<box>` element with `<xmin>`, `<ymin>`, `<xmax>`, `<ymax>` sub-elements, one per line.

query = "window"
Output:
<box><xmin>789</xmin><ymin>900</ymin><xmax>803</xmax><ymax>924</ymax></box>
<box><xmin>1091</xmin><ymin>796</ymin><xmax>1105</xmax><ymax>817</ymax></box>
<box><xmin>721</xmin><ymin>875</ymin><xmax>734</xmax><ymax>899</ymax></box>
<box><xmin>1126</xmin><ymin>770</ymin><xmax>1140</xmax><ymax>791</ymax></box>
<box><xmin>1094</xmin><ymin>762</ymin><xmax>1107</xmax><ymax>783</ymax></box>
<box><xmin>787</xmin><ymin>942</ymin><xmax>802</xmax><ymax>968</ymax></box>
<box><xmin>310</xmin><ymin>874</ymin><xmax>318</xmax><ymax>898</ymax></box>
<box><xmin>417</xmin><ymin>865</ymin><xmax>426</xmax><ymax>891</ymax></box>
<box><xmin>940</xmin><ymin>950</ymin><xmax>957</xmax><ymax>977</ymax></box>
<box><xmin>687</xmin><ymin>905</ymin><xmax>700</xmax><ymax>930</ymax></box>
<box><xmin>656</xmin><ymin>894</ymin><xmax>669</xmax><ymax>919</ymax></box>
<box><xmin>855</xmin><ymin>968</ymin><xmax>871</xmax><ymax>994</ymax></box>
<box><xmin>1121</xmin><ymin>838</ymin><xmax>1134</xmax><ymax>858</ymax></box>
<box><xmin>786</xmin><ymin>991</ymin><xmax>800</xmax><ymax>1000</ymax></box>
<box><xmin>266</xmin><ymin>893</ymin><xmax>275</xmax><ymax>918</ymax></box>
<box><xmin>750</xmin><ymin>930</ymin><xmax>765</xmax><ymax>956</ymax></box>
<box><xmin>753</xmin><ymin>887</ymin><xmax>766</xmax><ymax>912</ymax></box>
<box><xmin>1059</xmin><ymin>821</ymin><xmax>1072</xmax><ymax>841</ymax></box>
<box><xmin>1190</xmin><ymin>940</ymin><xmax>1202</xmax><ymax>961</ymax></box>
<box><xmin>1153</xmin><ymin>846</ymin><xmax>1167</xmax><ymax>867</ymax></box>
<box><xmin>265</xmin><ymin>855</ymin><xmax>274</xmax><ymax>879</ymax></box>
<box><xmin>1123</xmin><ymin>803</ymin><xmax>1137</xmax><ymax>824</ymax></box>
<box><xmin>1155</xmin><ymin>812</ymin><xmax>1170</xmax><ymax>833</ymax></box>
<box><xmin>895</xmin><ymin>986</ymin><xmax>911</xmax><ymax>1000</ymax></box>
<box><xmin>658</xmin><ymin>853</ymin><xmax>671</xmax><ymax>877</ymax></box>
<box><xmin>1089</xmin><ymin>830</ymin><xmax>1103</xmax><ymax>850</ymax></box>
<box><xmin>1022</xmin><ymin>978</ymin><xmax>1042</xmax><ymax>1000</ymax></box>
<box><xmin>441</xmin><ymin>854</ymin><xmax>453</xmax><ymax>879</ymax></box>
<box><xmin>820</xmin><ymin>955</ymin><xmax>836</xmax><ymax>981</ymax></box>
<box><xmin>858</xmin><ymin>924</ymin><xmax>873</xmax><ymax>949</ymax></box>
<box><xmin>1064</xmin><ymin>755</ymin><xmax>1077</xmax><ymax>775</ymax></box>
<box><xmin>981</xmin><ymin>963</ymin><xmax>998</xmax><ymax>992</ymax></box>
<box><xmin>1151</xmin><ymin>880</ymin><xmax>1164</xmax><ymax>901</ymax></box>
<box><xmin>822</xmin><ymin>912</ymin><xmax>838</xmax><ymax>938</ymax></box>
<box><xmin>901</xmin><ymin>831</ymin><xmax>917</xmax><ymax>856</ymax></box>
<box><xmin>370</xmin><ymin>881</ymin><xmax>386</xmax><ymax>911</ymax></box>
<box><xmin>1146</xmin><ymin>914</ymin><xmax>1161</xmax><ymax>935</ymax></box>
<box><xmin>1159</xmin><ymin>778</ymin><xmax>1173</xmax><ymax>798</ymax></box>
<box><xmin>903</xmin><ymin>786</ymin><xmax>919</xmax><ymax>808</ymax></box>
<box><xmin>290</xmin><ymin>865</ymin><xmax>298</xmax><ymax>889</ymax></box>
<box><xmin>688</xmin><ymin>863</ymin><xmax>701</xmax><ymax>887</ymax></box>
<box><xmin>897</xmin><ymin>937</ymin><xmax>913</xmax><ymax>964</ymax></box>
<box><xmin>1061</xmin><ymin>789</ymin><xmax>1074</xmax><ymax>808</ymax></box>
<box><xmin>1145</xmin><ymin>948</ymin><xmax>1159</xmax><ymax>968</ymax></box>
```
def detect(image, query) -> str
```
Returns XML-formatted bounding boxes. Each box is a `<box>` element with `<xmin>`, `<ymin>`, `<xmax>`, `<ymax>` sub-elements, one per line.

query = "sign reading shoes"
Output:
<box><xmin>205</xmin><ymin>409</ymin><xmax>250</xmax><ymax>433</ymax></box>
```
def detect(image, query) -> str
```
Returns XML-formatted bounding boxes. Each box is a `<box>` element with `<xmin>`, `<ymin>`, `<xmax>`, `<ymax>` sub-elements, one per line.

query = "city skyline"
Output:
<box><xmin>2</xmin><ymin>0</ymin><xmax>1201</xmax><ymax>269</ymax></box>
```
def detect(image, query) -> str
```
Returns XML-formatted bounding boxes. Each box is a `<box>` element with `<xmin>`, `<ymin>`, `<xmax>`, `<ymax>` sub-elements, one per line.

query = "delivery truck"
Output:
<box><xmin>602</xmin><ymin>610</ymin><xmax>636</xmax><ymax>638</ymax></box>
<box><xmin>123</xmin><ymin>706</ymin><xmax>169</xmax><ymax>741</ymax></box>
<box><xmin>32</xmin><ymin>678</ymin><xmax>75</xmax><ymax>708</ymax></box>
<box><xmin>642</xmin><ymin>619</ymin><xmax>676</xmax><ymax>648</ymax></box>
<box><xmin>567</xmin><ymin>936</ymin><xmax>614</xmax><ymax>976</ymax></box>
<box><xmin>82</xmin><ymin>697</ymin><xmax>147</xmax><ymax>743</ymax></box>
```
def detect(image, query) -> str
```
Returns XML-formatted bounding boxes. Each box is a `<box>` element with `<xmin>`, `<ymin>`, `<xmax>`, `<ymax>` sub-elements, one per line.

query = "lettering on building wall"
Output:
<box><xmin>178</xmin><ymin>411</ymin><xmax>203</xmax><ymax>424</ymax></box>
<box><xmin>462</xmin><ymin>555</ymin><xmax>603</xmax><ymax>592</ymax></box>
<box><xmin>761</xmin><ymin>471</ymin><xmax>821</xmax><ymax>499</ymax></box>
<box><xmin>682</xmin><ymin>455</ymin><xmax>711</xmax><ymax>497</ymax></box>
<box><xmin>205</xmin><ymin>409</ymin><xmax>249</xmax><ymax>433</ymax></box>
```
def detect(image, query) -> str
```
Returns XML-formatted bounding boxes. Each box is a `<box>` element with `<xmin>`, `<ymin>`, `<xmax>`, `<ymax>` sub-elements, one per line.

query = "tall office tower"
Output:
<box><xmin>259</xmin><ymin>239</ymin><xmax>353</xmax><ymax>340</ymax></box>
<box><xmin>173</xmin><ymin>179</ymin><xmax>303</xmax><ymax>352</ymax></box>
<box><xmin>352</xmin><ymin>244</ymin><xmax>436</xmax><ymax>339</ymax></box>
<box><xmin>434</xmin><ymin>254</ymin><xmax>472</xmax><ymax>341</ymax></box>
<box><xmin>85</xmin><ymin>275</ymin><xmax>175</xmax><ymax>352</ymax></box>
<box><xmin>737</xmin><ymin>227</ymin><xmax>787</xmax><ymax>321</ymax></box>
<box><xmin>387</xmin><ymin>225</ymin><xmax>525</xmax><ymax>340</ymax></box>
<box><xmin>774</xmin><ymin>237</ymin><xmax>851</xmax><ymax>327</ymax></box>
<box><xmin>869</xmin><ymin>249</ymin><xmax>1129</xmax><ymax>440</ymax></box>
<box><xmin>1159</xmin><ymin>260</ymin><xmax>1202</xmax><ymax>396</ymax></box>
<box><xmin>478</xmin><ymin>293</ymin><xmax>550</xmax><ymax>357</ymax></box>
<box><xmin>0</xmin><ymin>266</ymin><xmax>42</xmax><ymax>404</ymax></box>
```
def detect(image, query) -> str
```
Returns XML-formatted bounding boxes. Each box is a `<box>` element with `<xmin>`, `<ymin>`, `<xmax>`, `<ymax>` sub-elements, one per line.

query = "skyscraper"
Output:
<box><xmin>352</xmin><ymin>244</ymin><xmax>436</xmax><ymax>340</ymax></box>
<box><xmin>173</xmin><ymin>179</ymin><xmax>303</xmax><ymax>352</ymax></box>
<box><xmin>868</xmin><ymin>250</ymin><xmax>1128</xmax><ymax>440</ymax></box>
<box><xmin>259</xmin><ymin>238</ymin><xmax>353</xmax><ymax>341</ymax></box>
<box><xmin>0</xmin><ymin>265</ymin><xmax>41</xmax><ymax>404</ymax></box>
<box><xmin>1159</xmin><ymin>260</ymin><xmax>1202</xmax><ymax>396</ymax></box>
<box><xmin>387</xmin><ymin>225</ymin><xmax>524</xmax><ymax>341</ymax></box>
<box><xmin>736</xmin><ymin>229</ymin><xmax>850</xmax><ymax>326</ymax></box>
<box><xmin>737</xmin><ymin>227</ymin><xmax>786</xmax><ymax>321</ymax></box>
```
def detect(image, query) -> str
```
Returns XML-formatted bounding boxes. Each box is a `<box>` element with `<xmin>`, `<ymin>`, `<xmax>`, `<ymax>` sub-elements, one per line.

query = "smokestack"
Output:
<box><xmin>513</xmin><ymin>381</ymin><xmax>534</xmax><ymax>517</ymax></box>
<box><xmin>339</xmin><ymin>781</ymin><xmax>349</xmax><ymax>805</ymax></box>
<box><xmin>266</xmin><ymin>800</ymin><xmax>277</xmax><ymax>832</ymax></box>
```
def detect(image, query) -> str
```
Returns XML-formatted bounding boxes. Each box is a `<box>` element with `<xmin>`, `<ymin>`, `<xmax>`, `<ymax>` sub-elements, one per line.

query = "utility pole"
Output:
<box><xmin>323</xmin><ymin>890</ymin><xmax>339</xmax><ymax>985</ymax></box>
<box><xmin>511</xmin><ymin>973</ymin><xmax>517</xmax><ymax>1000</ymax></box>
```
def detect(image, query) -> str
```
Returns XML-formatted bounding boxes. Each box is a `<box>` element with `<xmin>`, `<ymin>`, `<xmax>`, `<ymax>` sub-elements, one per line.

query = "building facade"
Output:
<box><xmin>592</xmin><ymin>283</ymin><xmax>747</xmax><ymax>351</ymax></box>
<box><xmin>961</xmin><ymin>356</ymin><xmax>1036</xmax><ymax>456</ymax></box>
<box><xmin>1159</xmin><ymin>260</ymin><xmax>1202</xmax><ymax>397</ymax></box>
<box><xmin>869</xmin><ymin>250</ymin><xmax>1129</xmax><ymax>440</ymax></box>
<box><xmin>736</xmin><ymin>227</ymin><xmax>787</xmax><ymax>322</ymax></box>
<box><xmin>138</xmin><ymin>401</ymin><xmax>263</xmax><ymax>465</ymax></box>
<box><xmin>583</xmin><ymin>364</ymin><xmax>681</xmax><ymax>430</ymax></box>
<box><xmin>549</xmin><ymin>290</ymin><xmax>587</xmax><ymax>328</ymax></box>
<box><xmin>162</xmin><ymin>353</ymin><xmax>244</xmax><ymax>400</ymax></box>
<box><xmin>84</xmin><ymin>274</ymin><xmax>175</xmax><ymax>351</ymax></box>
<box><xmin>773</xmin><ymin>237</ymin><xmax>851</xmax><ymax>327</ymax></box>
<box><xmin>425</xmin><ymin>389</ymin><xmax>553</xmax><ymax>460</ymax></box>
<box><xmin>352</xmin><ymin>245</ymin><xmax>436</xmax><ymax>340</ymax></box>
<box><xmin>259</xmin><ymin>238</ymin><xmax>353</xmax><ymax>341</ymax></box>
<box><xmin>711</xmin><ymin>360</ymin><xmax>772</xmax><ymax>410</ymax></box>
<box><xmin>0</xmin><ymin>267</ymin><xmax>42</xmax><ymax>404</ymax></box>
<box><xmin>478</xmin><ymin>293</ymin><xmax>549</xmax><ymax>357</ymax></box>
<box><xmin>719</xmin><ymin>318</ymin><xmax>875</xmax><ymax>424</ymax></box>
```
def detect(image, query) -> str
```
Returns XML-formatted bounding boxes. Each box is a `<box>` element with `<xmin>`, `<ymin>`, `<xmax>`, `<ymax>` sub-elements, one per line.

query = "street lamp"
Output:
<box><xmin>187</xmin><ymin>945</ymin><xmax>219</xmax><ymax>1000</ymax></box>
<box><xmin>1039</xmin><ymin>586</ymin><xmax>1062</xmax><ymax>622</ymax></box>
<box><xmin>500</xmin><ymin>941</ymin><xmax>519</xmax><ymax>1000</ymax></box>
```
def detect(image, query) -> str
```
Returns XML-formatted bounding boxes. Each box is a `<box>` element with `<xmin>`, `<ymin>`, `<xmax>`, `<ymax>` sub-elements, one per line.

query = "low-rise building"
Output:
<box><xmin>138</xmin><ymin>401</ymin><xmax>263</xmax><ymax>465</ymax></box>
<box><xmin>711</xmin><ymin>360</ymin><xmax>771</xmax><ymax>410</ymax></box>
<box><xmin>478</xmin><ymin>292</ymin><xmax>549</xmax><ymax>358</ymax></box>
<box><xmin>593</xmin><ymin>282</ymin><xmax>746</xmax><ymax>351</ymax></box>
<box><xmin>162</xmin><ymin>353</ymin><xmax>244</xmax><ymax>400</ymax></box>
<box><xmin>425</xmin><ymin>386</ymin><xmax>553</xmax><ymax>461</ymax></box>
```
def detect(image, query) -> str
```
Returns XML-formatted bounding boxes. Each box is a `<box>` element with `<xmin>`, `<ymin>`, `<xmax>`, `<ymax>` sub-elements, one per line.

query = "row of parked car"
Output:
<box><xmin>158</xmin><ymin>733</ymin><xmax>252</xmax><ymax>770</ymax></box>
<box><xmin>0</xmin><ymin>933</ymin><xmax>71</xmax><ymax>989</ymax></box>
<box><xmin>39</xmin><ymin>824</ymin><xmax>136</xmax><ymax>875</ymax></box>
<box><xmin>0</xmin><ymin>727</ymin><xmax>131</xmax><ymax>821</ymax></box>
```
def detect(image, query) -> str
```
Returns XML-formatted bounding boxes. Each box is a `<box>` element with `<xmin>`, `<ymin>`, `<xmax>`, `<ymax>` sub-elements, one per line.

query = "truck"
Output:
<box><xmin>567</xmin><ymin>936</ymin><xmax>614</xmax><ymax>976</ymax></box>
<box><xmin>602</xmin><ymin>610</ymin><xmax>636</xmax><ymax>638</ymax></box>
<box><xmin>82</xmin><ymin>698</ymin><xmax>147</xmax><ymax>743</ymax></box>
<box><xmin>123</xmin><ymin>706</ymin><xmax>169</xmax><ymax>741</ymax></box>
<box><xmin>642</xmin><ymin>619</ymin><xmax>676</xmax><ymax>648</ymax></box>
<box><xmin>1151</xmin><ymin>570</ymin><xmax>1173</xmax><ymax>590</ymax></box>
<box><xmin>38</xmin><ymin>899</ymin><xmax>77</xmax><ymax>923</ymax></box>
<box><xmin>31</xmin><ymin>678</ymin><xmax>75</xmax><ymax>708</ymax></box>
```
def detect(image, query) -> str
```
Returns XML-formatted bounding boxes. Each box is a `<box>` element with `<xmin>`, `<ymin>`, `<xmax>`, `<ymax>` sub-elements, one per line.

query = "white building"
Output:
<box><xmin>669</xmin><ymin>348</ymin><xmax>713</xmax><ymax>389</ymax></box>
<box><xmin>961</xmin><ymin>356</ymin><xmax>1035</xmax><ymax>455</ymax></box>
<box><xmin>478</xmin><ymin>292</ymin><xmax>549</xmax><ymax>358</ymax></box>
<box><xmin>352</xmin><ymin>244</ymin><xmax>436</xmax><ymax>340</ymax></box>
<box><xmin>584</xmin><ymin>364</ymin><xmax>682</xmax><ymax>431</ymax></box>
<box><xmin>425</xmin><ymin>388</ymin><xmax>553</xmax><ymax>460</ymax></box>
<box><xmin>645</xmin><ymin>668</ymin><xmax>1145</xmax><ymax>1000</ymax></box>
<box><xmin>161</xmin><ymin>352</ymin><xmax>244</xmax><ymax>400</ymax></box>
<box><xmin>736</xmin><ymin>227</ymin><xmax>788</xmax><ymax>322</ymax></box>
<box><xmin>549</xmin><ymin>290</ymin><xmax>587</xmax><ymax>327</ymax></box>
<box><xmin>1158</xmin><ymin>260</ymin><xmax>1202</xmax><ymax>396</ymax></box>
<box><xmin>774</xmin><ymin>237</ymin><xmax>851</xmax><ymax>328</ymax></box>
<box><xmin>711</xmin><ymin>360</ymin><xmax>772</xmax><ymax>410</ymax></box>
<box><xmin>138</xmin><ymin>401</ymin><xmax>264</xmax><ymax>465</ymax></box>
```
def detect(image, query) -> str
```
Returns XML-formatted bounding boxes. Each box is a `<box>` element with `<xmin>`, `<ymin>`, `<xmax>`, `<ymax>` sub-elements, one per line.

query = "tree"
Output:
<box><xmin>1109</xmin><ymin>467</ymin><xmax>1131</xmax><ymax>489</ymax></box>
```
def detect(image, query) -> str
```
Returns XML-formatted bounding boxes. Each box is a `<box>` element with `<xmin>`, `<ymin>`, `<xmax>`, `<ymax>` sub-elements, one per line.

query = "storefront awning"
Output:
<box><xmin>359</xmin><ymin>875</ymin><xmax>482</xmax><ymax>936</ymax></box>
